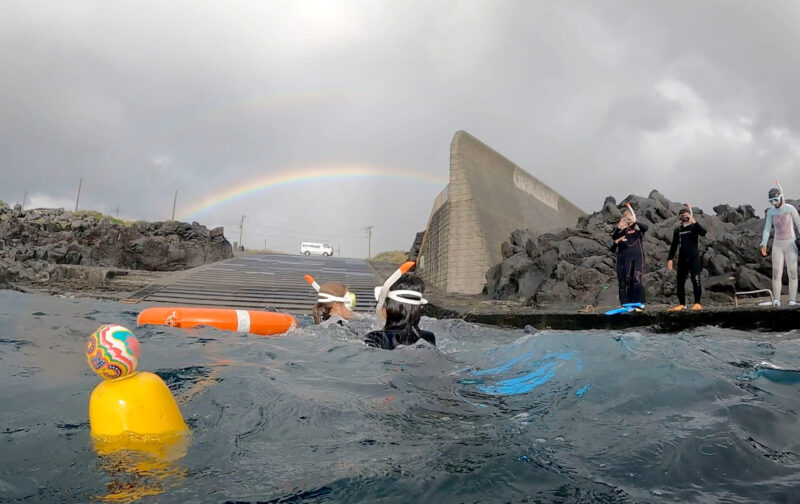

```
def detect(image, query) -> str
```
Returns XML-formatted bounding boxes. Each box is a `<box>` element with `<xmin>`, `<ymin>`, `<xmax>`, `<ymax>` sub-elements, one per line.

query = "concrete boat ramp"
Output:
<box><xmin>123</xmin><ymin>253</ymin><xmax>384</xmax><ymax>314</ymax></box>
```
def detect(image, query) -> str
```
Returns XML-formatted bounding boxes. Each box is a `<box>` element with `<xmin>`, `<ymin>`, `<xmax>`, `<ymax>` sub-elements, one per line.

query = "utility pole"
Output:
<box><xmin>21</xmin><ymin>190</ymin><xmax>27</xmax><ymax>211</ymax></box>
<box><xmin>264</xmin><ymin>239</ymin><xmax>267</xmax><ymax>250</ymax></box>
<box><xmin>171</xmin><ymin>190</ymin><xmax>178</xmax><ymax>221</ymax></box>
<box><xmin>364</xmin><ymin>225</ymin><xmax>373</xmax><ymax>259</ymax></box>
<box><xmin>337</xmin><ymin>244</ymin><xmax>341</xmax><ymax>257</ymax></box>
<box><xmin>238</xmin><ymin>215</ymin><xmax>245</xmax><ymax>251</ymax></box>
<box><xmin>75</xmin><ymin>177</ymin><xmax>83</xmax><ymax>212</ymax></box>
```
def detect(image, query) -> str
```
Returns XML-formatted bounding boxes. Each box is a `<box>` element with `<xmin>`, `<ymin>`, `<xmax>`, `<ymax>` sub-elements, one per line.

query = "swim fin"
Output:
<box><xmin>622</xmin><ymin>303</ymin><xmax>645</xmax><ymax>309</ymax></box>
<box><xmin>605</xmin><ymin>306</ymin><xmax>634</xmax><ymax>315</ymax></box>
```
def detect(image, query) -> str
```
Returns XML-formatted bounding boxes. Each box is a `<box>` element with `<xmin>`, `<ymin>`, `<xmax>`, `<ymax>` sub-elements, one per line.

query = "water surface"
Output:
<box><xmin>1</xmin><ymin>290</ymin><xmax>799</xmax><ymax>503</ymax></box>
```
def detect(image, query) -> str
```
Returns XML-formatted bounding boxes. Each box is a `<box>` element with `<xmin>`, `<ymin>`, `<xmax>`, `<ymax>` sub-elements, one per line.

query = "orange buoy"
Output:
<box><xmin>137</xmin><ymin>307</ymin><xmax>297</xmax><ymax>336</ymax></box>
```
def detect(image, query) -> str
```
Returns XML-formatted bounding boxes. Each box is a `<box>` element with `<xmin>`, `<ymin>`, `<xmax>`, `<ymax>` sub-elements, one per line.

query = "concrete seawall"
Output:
<box><xmin>418</xmin><ymin>130</ymin><xmax>585</xmax><ymax>295</ymax></box>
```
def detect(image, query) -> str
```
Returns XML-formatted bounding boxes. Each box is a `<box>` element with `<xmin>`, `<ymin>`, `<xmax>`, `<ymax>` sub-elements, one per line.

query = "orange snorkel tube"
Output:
<box><xmin>304</xmin><ymin>274</ymin><xmax>321</xmax><ymax>292</ymax></box>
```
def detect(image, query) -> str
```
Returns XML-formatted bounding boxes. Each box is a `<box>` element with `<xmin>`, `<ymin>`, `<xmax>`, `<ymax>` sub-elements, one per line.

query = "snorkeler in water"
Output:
<box><xmin>667</xmin><ymin>205</ymin><xmax>707</xmax><ymax>311</ymax></box>
<box><xmin>760</xmin><ymin>183</ymin><xmax>800</xmax><ymax>307</ymax></box>
<box><xmin>364</xmin><ymin>263</ymin><xmax>435</xmax><ymax>350</ymax></box>
<box><xmin>305</xmin><ymin>275</ymin><xmax>355</xmax><ymax>325</ymax></box>
<box><xmin>610</xmin><ymin>204</ymin><xmax>648</xmax><ymax>307</ymax></box>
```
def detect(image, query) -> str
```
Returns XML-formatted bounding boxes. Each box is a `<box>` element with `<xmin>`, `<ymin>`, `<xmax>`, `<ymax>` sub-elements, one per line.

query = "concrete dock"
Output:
<box><xmin>116</xmin><ymin>252</ymin><xmax>800</xmax><ymax>332</ymax></box>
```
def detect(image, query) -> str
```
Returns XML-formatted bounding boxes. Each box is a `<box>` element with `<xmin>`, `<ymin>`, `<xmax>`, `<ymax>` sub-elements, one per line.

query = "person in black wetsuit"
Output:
<box><xmin>364</xmin><ymin>273</ymin><xmax>436</xmax><ymax>350</ymax></box>
<box><xmin>610</xmin><ymin>207</ymin><xmax>649</xmax><ymax>306</ymax></box>
<box><xmin>667</xmin><ymin>207</ymin><xmax>707</xmax><ymax>311</ymax></box>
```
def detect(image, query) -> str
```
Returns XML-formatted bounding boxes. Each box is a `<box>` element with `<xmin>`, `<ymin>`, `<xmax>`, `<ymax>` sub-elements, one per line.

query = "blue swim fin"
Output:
<box><xmin>605</xmin><ymin>306</ymin><xmax>634</xmax><ymax>315</ymax></box>
<box><xmin>622</xmin><ymin>303</ymin><xmax>645</xmax><ymax>309</ymax></box>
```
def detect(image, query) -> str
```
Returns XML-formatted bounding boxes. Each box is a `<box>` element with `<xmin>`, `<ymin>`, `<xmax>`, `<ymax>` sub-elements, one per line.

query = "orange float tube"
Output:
<box><xmin>137</xmin><ymin>307</ymin><xmax>297</xmax><ymax>336</ymax></box>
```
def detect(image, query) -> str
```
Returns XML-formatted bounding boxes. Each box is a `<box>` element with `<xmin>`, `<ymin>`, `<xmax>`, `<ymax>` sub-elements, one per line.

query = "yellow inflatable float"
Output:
<box><xmin>86</xmin><ymin>324</ymin><xmax>190</xmax><ymax>501</ymax></box>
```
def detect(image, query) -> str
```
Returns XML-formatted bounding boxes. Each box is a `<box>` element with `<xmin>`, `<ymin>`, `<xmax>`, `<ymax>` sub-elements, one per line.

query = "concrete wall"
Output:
<box><xmin>419</xmin><ymin>130</ymin><xmax>585</xmax><ymax>294</ymax></box>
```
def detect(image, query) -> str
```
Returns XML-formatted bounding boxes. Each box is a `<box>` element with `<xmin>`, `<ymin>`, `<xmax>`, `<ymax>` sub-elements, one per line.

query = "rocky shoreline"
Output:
<box><xmin>0</xmin><ymin>202</ymin><xmax>232</xmax><ymax>295</ymax></box>
<box><xmin>485</xmin><ymin>190</ymin><xmax>781</xmax><ymax>309</ymax></box>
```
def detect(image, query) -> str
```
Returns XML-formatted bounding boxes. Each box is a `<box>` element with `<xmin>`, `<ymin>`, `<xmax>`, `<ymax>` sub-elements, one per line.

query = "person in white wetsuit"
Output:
<box><xmin>760</xmin><ymin>187</ymin><xmax>800</xmax><ymax>306</ymax></box>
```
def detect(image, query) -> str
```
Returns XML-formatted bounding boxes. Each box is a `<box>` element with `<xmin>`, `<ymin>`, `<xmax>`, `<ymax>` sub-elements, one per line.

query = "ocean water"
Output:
<box><xmin>1</xmin><ymin>290</ymin><xmax>799</xmax><ymax>503</ymax></box>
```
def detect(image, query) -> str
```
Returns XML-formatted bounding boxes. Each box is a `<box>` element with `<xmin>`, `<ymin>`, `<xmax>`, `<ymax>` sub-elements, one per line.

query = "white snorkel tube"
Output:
<box><xmin>374</xmin><ymin>261</ymin><xmax>417</xmax><ymax>324</ymax></box>
<box><xmin>776</xmin><ymin>180</ymin><xmax>786</xmax><ymax>207</ymax></box>
<box><xmin>625</xmin><ymin>202</ymin><xmax>637</xmax><ymax>223</ymax></box>
<box><xmin>304</xmin><ymin>274</ymin><xmax>357</xmax><ymax>311</ymax></box>
<box><xmin>686</xmin><ymin>202</ymin><xmax>693</xmax><ymax>218</ymax></box>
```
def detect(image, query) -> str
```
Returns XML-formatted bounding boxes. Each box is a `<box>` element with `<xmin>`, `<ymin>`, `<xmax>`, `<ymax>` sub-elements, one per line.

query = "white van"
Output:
<box><xmin>300</xmin><ymin>242</ymin><xmax>333</xmax><ymax>256</ymax></box>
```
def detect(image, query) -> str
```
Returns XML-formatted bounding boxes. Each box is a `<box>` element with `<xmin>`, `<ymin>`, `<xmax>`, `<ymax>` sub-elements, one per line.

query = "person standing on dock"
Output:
<box><xmin>610</xmin><ymin>205</ymin><xmax>648</xmax><ymax>308</ymax></box>
<box><xmin>667</xmin><ymin>205</ymin><xmax>707</xmax><ymax>311</ymax></box>
<box><xmin>760</xmin><ymin>184</ymin><xmax>800</xmax><ymax>307</ymax></box>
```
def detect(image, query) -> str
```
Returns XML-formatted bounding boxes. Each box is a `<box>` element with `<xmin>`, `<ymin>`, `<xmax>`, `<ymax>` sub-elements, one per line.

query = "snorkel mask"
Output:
<box><xmin>770</xmin><ymin>181</ymin><xmax>784</xmax><ymax>207</ymax></box>
<box><xmin>373</xmin><ymin>261</ymin><xmax>426</xmax><ymax>324</ymax></box>
<box><xmin>304</xmin><ymin>275</ymin><xmax>357</xmax><ymax>311</ymax></box>
<box><xmin>680</xmin><ymin>203</ymin><xmax>692</xmax><ymax>223</ymax></box>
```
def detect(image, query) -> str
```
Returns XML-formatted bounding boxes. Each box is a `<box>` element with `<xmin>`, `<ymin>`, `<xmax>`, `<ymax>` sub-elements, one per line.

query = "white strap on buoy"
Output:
<box><xmin>235</xmin><ymin>310</ymin><xmax>251</xmax><ymax>332</ymax></box>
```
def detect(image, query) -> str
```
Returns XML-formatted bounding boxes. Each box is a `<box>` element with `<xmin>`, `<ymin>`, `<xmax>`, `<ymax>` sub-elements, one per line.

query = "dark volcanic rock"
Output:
<box><xmin>408</xmin><ymin>231</ymin><xmax>425</xmax><ymax>262</ymax></box>
<box><xmin>0</xmin><ymin>201</ymin><xmax>233</xmax><ymax>287</ymax></box>
<box><xmin>485</xmin><ymin>190</ymin><xmax>777</xmax><ymax>308</ymax></box>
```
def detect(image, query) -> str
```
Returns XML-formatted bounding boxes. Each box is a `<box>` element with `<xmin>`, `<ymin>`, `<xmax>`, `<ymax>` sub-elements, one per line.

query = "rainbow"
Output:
<box><xmin>178</xmin><ymin>165</ymin><xmax>447</xmax><ymax>220</ymax></box>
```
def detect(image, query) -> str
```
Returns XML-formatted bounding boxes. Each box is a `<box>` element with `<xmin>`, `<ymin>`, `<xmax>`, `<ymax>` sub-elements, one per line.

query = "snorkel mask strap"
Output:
<box><xmin>316</xmin><ymin>292</ymin><xmax>356</xmax><ymax>311</ymax></box>
<box><xmin>387</xmin><ymin>290</ymin><xmax>428</xmax><ymax>306</ymax></box>
<box><xmin>305</xmin><ymin>274</ymin><xmax>355</xmax><ymax>311</ymax></box>
<box><xmin>375</xmin><ymin>261</ymin><xmax>415</xmax><ymax>324</ymax></box>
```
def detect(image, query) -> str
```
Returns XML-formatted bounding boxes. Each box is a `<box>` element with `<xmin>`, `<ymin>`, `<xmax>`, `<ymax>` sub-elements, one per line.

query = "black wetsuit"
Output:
<box><xmin>364</xmin><ymin>329</ymin><xmax>436</xmax><ymax>350</ymax></box>
<box><xmin>610</xmin><ymin>222</ymin><xmax>649</xmax><ymax>305</ymax></box>
<box><xmin>667</xmin><ymin>222</ymin><xmax>707</xmax><ymax>305</ymax></box>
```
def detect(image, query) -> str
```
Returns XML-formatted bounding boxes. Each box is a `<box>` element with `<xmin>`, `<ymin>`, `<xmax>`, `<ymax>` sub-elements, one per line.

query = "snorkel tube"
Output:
<box><xmin>625</xmin><ymin>203</ymin><xmax>637</xmax><ymax>223</ymax></box>
<box><xmin>303</xmin><ymin>274</ymin><xmax>320</xmax><ymax>292</ymax></box>
<box><xmin>304</xmin><ymin>274</ymin><xmax>356</xmax><ymax>311</ymax></box>
<box><xmin>685</xmin><ymin>203</ymin><xmax>693</xmax><ymax>218</ymax></box>
<box><xmin>776</xmin><ymin>180</ymin><xmax>786</xmax><ymax>207</ymax></box>
<box><xmin>374</xmin><ymin>261</ymin><xmax>416</xmax><ymax>324</ymax></box>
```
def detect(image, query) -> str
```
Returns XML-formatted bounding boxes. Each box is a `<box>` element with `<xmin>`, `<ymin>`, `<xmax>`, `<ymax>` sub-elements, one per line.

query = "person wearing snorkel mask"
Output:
<box><xmin>610</xmin><ymin>206</ymin><xmax>649</xmax><ymax>307</ymax></box>
<box><xmin>311</xmin><ymin>282</ymin><xmax>355</xmax><ymax>325</ymax></box>
<box><xmin>667</xmin><ymin>206</ymin><xmax>707</xmax><ymax>311</ymax></box>
<box><xmin>364</xmin><ymin>273</ymin><xmax>436</xmax><ymax>350</ymax></box>
<box><xmin>760</xmin><ymin>186</ymin><xmax>800</xmax><ymax>307</ymax></box>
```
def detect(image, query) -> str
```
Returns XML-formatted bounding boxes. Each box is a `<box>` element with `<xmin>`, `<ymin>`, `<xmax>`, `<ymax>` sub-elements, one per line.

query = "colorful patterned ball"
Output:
<box><xmin>86</xmin><ymin>324</ymin><xmax>140</xmax><ymax>380</ymax></box>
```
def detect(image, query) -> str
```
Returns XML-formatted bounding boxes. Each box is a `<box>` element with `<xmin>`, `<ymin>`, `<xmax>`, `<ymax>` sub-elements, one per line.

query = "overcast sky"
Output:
<box><xmin>3</xmin><ymin>1</ymin><xmax>800</xmax><ymax>257</ymax></box>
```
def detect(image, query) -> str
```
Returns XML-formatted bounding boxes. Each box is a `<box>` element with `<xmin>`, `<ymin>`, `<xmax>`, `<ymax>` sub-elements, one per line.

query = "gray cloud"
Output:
<box><xmin>2</xmin><ymin>1</ymin><xmax>800</xmax><ymax>256</ymax></box>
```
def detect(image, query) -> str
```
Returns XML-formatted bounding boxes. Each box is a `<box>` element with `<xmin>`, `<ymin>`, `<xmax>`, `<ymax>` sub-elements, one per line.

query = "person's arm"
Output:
<box><xmin>692</xmin><ymin>221</ymin><xmax>707</xmax><ymax>236</ymax></box>
<box><xmin>790</xmin><ymin>205</ymin><xmax>800</xmax><ymax>236</ymax></box>
<box><xmin>667</xmin><ymin>227</ymin><xmax>679</xmax><ymax>261</ymax></box>
<box><xmin>610</xmin><ymin>228</ymin><xmax>622</xmax><ymax>252</ymax></box>
<box><xmin>761</xmin><ymin>211</ymin><xmax>774</xmax><ymax>247</ymax></box>
<box><xmin>421</xmin><ymin>331</ymin><xmax>436</xmax><ymax>346</ymax></box>
<box><xmin>635</xmin><ymin>221</ymin><xmax>649</xmax><ymax>233</ymax></box>
<box><xmin>364</xmin><ymin>331</ymin><xmax>391</xmax><ymax>349</ymax></box>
